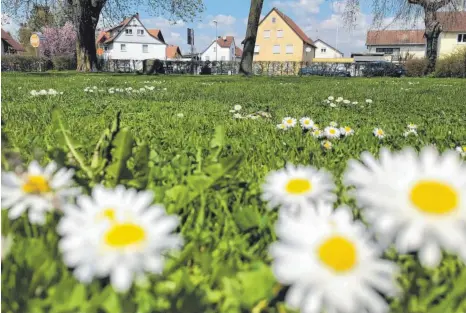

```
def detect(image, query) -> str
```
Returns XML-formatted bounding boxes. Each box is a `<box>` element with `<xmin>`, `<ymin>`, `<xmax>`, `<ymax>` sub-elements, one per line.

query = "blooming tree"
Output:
<box><xmin>40</xmin><ymin>21</ymin><xmax>76</xmax><ymax>56</ymax></box>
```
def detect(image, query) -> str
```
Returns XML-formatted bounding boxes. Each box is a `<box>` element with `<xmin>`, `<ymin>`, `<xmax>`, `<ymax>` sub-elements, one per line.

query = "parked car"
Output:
<box><xmin>299</xmin><ymin>65</ymin><xmax>351</xmax><ymax>77</ymax></box>
<box><xmin>362</xmin><ymin>61</ymin><xmax>406</xmax><ymax>77</ymax></box>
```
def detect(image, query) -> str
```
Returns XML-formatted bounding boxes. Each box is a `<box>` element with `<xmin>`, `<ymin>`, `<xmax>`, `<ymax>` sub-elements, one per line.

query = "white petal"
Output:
<box><xmin>132</xmin><ymin>191</ymin><xmax>154</xmax><ymax>213</ymax></box>
<box><xmin>285</xmin><ymin>283</ymin><xmax>308</xmax><ymax>309</ymax></box>
<box><xmin>301</xmin><ymin>289</ymin><xmax>323</xmax><ymax>313</ymax></box>
<box><xmin>28</xmin><ymin>210</ymin><xmax>46</xmax><ymax>225</ymax></box>
<box><xmin>418</xmin><ymin>242</ymin><xmax>442</xmax><ymax>268</ymax></box>
<box><xmin>28</xmin><ymin>161</ymin><xmax>43</xmax><ymax>175</ymax></box>
<box><xmin>111</xmin><ymin>265</ymin><xmax>134</xmax><ymax>292</ymax></box>
<box><xmin>44</xmin><ymin>162</ymin><xmax>58</xmax><ymax>176</ymax></box>
<box><xmin>74</xmin><ymin>265</ymin><xmax>94</xmax><ymax>283</ymax></box>
<box><xmin>395</xmin><ymin>222</ymin><xmax>425</xmax><ymax>253</ymax></box>
<box><xmin>8</xmin><ymin>201</ymin><xmax>28</xmax><ymax>219</ymax></box>
<box><xmin>1</xmin><ymin>192</ymin><xmax>23</xmax><ymax>208</ymax></box>
<box><xmin>144</xmin><ymin>255</ymin><xmax>163</xmax><ymax>273</ymax></box>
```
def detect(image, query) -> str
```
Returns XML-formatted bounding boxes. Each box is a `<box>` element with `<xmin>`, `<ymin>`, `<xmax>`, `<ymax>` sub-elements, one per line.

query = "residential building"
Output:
<box><xmin>314</xmin><ymin>39</ymin><xmax>344</xmax><ymax>58</ymax></box>
<box><xmin>253</xmin><ymin>7</ymin><xmax>316</xmax><ymax>62</ymax></box>
<box><xmin>96</xmin><ymin>13</ymin><xmax>167</xmax><ymax>61</ymax></box>
<box><xmin>366</xmin><ymin>11</ymin><xmax>466</xmax><ymax>60</ymax></box>
<box><xmin>200</xmin><ymin>36</ymin><xmax>237</xmax><ymax>61</ymax></box>
<box><xmin>1</xmin><ymin>29</ymin><xmax>25</xmax><ymax>55</ymax></box>
<box><xmin>166</xmin><ymin>45</ymin><xmax>182</xmax><ymax>60</ymax></box>
<box><xmin>235</xmin><ymin>46</ymin><xmax>243</xmax><ymax>61</ymax></box>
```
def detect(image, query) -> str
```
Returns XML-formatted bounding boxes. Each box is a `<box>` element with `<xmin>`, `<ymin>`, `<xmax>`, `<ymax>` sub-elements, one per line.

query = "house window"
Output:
<box><xmin>142</xmin><ymin>45</ymin><xmax>148</xmax><ymax>53</ymax></box>
<box><xmin>125</xmin><ymin>29</ymin><xmax>132</xmax><ymax>35</ymax></box>
<box><xmin>321</xmin><ymin>48</ymin><xmax>327</xmax><ymax>53</ymax></box>
<box><xmin>277</xmin><ymin>30</ymin><xmax>283</xmax><ymax>38</ymax></box>
<box><xmin>375</xmin><ymin>47</ymin><xmax>400</xmax><ymax>54</ymax></box>
<box><xmin>104</xmin><ymin>46</ymin><xmax>108</xmax><ymax>51</ymax></box>
<box><xmin>286</xmin><ymin>44</ymin><xmax>294</xmax><ymax>54</ymax></box>
<box><xmin>213</xmin><ymin>46</ymin><xmax>216</xmax><ymax>52</ymax></box>
<box><xmin>221</xmin><ymin>56</ymin><xmax>225</xmax><ymax>61</ymax></box>
<box><xmin>120</xmin><ymin>44</ymin><xmax>126</xmax><ymax>52</ymax></box>
<box><xmin>264</xmin><ymin>30</ymin><xmax>270</xmax><ymax>38</ymax></box>
<box><xmin>457</xmin><ymin>34</ymin><xmax>466</xmax><ymax>43</ymax></box>
<box><xmin>254</xmin><ymin>45</ymin><xmax>260</xmax><ymax>53</ymax></box>
<box><xmin>273</xmin><ymin>45</ymin><xmax>280</xmax><ymax>54</ymax></box>
<box><xmin>272</xmin><ymin>17</ymin><xmax>276</xmax><ymax>23</ymax></box>
<box><xmin>137</xmin><ymin>29</ymin><xmax>144</xmax><ymax>35</ymax></box>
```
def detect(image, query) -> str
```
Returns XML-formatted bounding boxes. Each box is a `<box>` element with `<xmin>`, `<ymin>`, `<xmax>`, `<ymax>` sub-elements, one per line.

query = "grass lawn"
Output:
<box><xmin>1</xmin><ymin>72</ymin><xmax>466</xmax><ymax>313</ymax></box>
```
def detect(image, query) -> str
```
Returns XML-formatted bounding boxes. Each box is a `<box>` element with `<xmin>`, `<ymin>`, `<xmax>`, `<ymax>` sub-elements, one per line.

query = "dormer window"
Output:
<box><xmin>125</xmin><ymin>29</ymin><xmax>133</xmax><ymax>35</ymax></box>
<box><xmin>137</xmin><ymin>29</ymin><xmax>144</xmax><ymax>35</ymax></box>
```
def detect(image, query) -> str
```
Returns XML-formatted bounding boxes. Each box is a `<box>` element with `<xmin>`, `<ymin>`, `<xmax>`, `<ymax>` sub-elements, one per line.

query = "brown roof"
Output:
<box><xmin>166</xmin><ymin>45</ymin><xmax>181</xmax><ymax>58</ymax></box>
<box><xmin>96</xmin><ymin>31</ymin><xmax>110</xmax><ymax>44</ymax></box>
<box><xmin>269</xmin><ymin>8</ymin><xmax>317</xmax><ymax>48</ymax></box>
<box><xmin>366</xmin><ymin>30</ymin><xmax>426</xmax><ymax>45</ymax></box>
<box><xmin>314</xmin><ymin>39</ymin><xmax>344</xmax><ymax>56</ymax></box>
<box><xmin>148</xmin><ymin>29</ymin><xmax>165</xmax><ymax>43</ymax></box>
<box><xmin>1</xmin><ymin>29</ymin><xmax>25</xmax><ymax>52</ymax></box>
<box><xmin>235</xmin><ymin>46</ymin><xmax>242</xmax><ymax>57</ymax></box>
<box><xmin>216</xmin><ymin>36</ymin><xmax>234</xmax><ymax>48</ymax></box>
<box><xmin>437</xmin><ymin>11</ymin><xmax>466</xmax><ymax>32</ymax></box>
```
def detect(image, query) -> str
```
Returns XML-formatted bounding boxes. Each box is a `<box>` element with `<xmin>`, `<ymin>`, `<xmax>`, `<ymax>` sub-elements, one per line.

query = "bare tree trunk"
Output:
<box><xmin>239</xmin><ymin>0</ymin><xmax>264</xmax><ymax>76</ymax></box>
<box><xmin>423</xmin><ymin>7</ymin><xmax>442</xmax><ymax>75</ymax></box>
<box><xmin>73</xmin><ymin>0</ymin><xmax>105</xmax><ymax>72</ymax></box>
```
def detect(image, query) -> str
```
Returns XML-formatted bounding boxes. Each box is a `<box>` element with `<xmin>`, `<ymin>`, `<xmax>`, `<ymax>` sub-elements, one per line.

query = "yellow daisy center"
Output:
<box><xmin>104</xmin><ymin>223</ymin><xmax>146</xmax><ymax>247</ymax></box>
<box><xmin>22</xmin><ymin>175</ymin><xmax>51</xmax><ymax>194</ymax></box>
<box><xmin>324</xmin><ymin>142</ymin><xmax>332</xmax><ymax>148</ymax></box>
<box><xmin>329</xmin><ymin>129</ymin><xmax>336</xmax><ymax>135</ymax></box>
<box><xmin>462</xmin><ymin>146</ymin><xmax>466</xmax><ymax>152</ymax></box>
<box><xmin>101</xmin><ymin>208</ymin><xmax>116</xmax><ymax>221</ymax></box>
<box><xmin>377</xmin><ymin>130</ymin><xmax>384</xmax><ymax>135</ymax></box>
<box><xmin>304</xmin><ymin>120</ymin><xmax>310</xmax><ymax>125</ymax></box>
<box><xmin>345</xmin><ymin>127</ymin><xmax>352</xmax><ymax>132</ymax></box>
<box><xmin>318</xmin><ymin>236</ymin><xmax>357</xmax><ymax>272</ymax></box>
<box><xmin>287</xmin><ymin>119</ymin><xmax>293</xmax><ymax>124</ymax></box>
<box><xmin>410</xmin><ymin>180</ymin><xmax>458</xmax><ymax>215</ymax></box>
<box><xmin>285</xmin><ymin>178</ymin><xmax>312</xmax><ymax>194</ymax></box>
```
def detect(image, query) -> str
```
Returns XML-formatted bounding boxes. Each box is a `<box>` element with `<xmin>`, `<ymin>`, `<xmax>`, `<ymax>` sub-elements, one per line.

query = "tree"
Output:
<box><xmin>341</xmin><ymin>0</ymin><xmax>463</xmax><ymax>74</ymax></box>
<box><xmin>40</xmin><ymin>22</ymin><xmax>77</xmax><ymax>57</ymax></box>
<box><xmin>239</xmin><ymin>0</ymin><xmax>264</xmax><ymax>76</ymax></box>
<box><xmin>1</xmin><ymin>0</ymin><xmax>204</xmax><ymax>72</ymax></box>
<box><xmin>28</xmin><ymin>4</ymin><xmax>54</xmax><ymax>31</ymax></box>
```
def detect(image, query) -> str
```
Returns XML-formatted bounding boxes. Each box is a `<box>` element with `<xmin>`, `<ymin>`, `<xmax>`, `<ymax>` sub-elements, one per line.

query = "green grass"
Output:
<box><xmin>2</xmin><ymin>72</ymin><xmax>466</xmax><ymax>313</ymax></box>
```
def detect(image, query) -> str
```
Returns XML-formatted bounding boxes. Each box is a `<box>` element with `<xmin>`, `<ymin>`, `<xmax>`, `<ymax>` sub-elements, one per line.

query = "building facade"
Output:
<box><xmin>96</xmin><ymin>14</ymin><xmax>167</xmax><ymax>61</ymax></box>
<box><xmin>1</xmin><ymin>29</ymin><xmax>25</xmax><ymax>55</ymax></box>
<box><xmin>314</xmin><ymin>39</ymin><xmax>344</xmax><ymax>58</ymax></box>
<box><xmin>200</xmin><ymin>36</ymin><xmax>237</xmax><ymax>61</ymax></box>
<box><xmin>253</xmin><ymin>7</ymin><xmax>316</xmax><ymax>62</ymax></box>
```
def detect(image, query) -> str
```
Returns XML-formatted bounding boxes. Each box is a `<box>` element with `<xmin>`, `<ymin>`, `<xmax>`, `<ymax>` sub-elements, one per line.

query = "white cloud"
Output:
<box><xmin>271</xmin><ymin>0</ymin><xmax>324</xmax><ymax>15</ymax></box>
<box><xmin>142</xmin><ymin>17</ymin><xmax>185</xmax><ymax>29</ymax></box>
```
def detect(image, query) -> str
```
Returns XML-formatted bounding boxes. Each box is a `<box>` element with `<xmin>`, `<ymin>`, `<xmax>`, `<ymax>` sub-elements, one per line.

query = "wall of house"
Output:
<box><xmin>314</xmin><ymin>41</ymin><xmax>343</xmax><ymax>58</ymax></box>
<box><xmin>367</xmin><ymin>45</ymin><xmax>426</xmax><ymax>59</ymax></box>
<box><xmin>107</xmin><ymin>17</ymin><xmax>167</xmax><ymax>60</ymax></box>
<box><xmin>438</xmin><ymin>31</ymin><xmax>466</xmax><ymax>57</ymax></box>
<box><xmin>254</xmin><ymin>10</ymin><xmax>304</xmax><ymax>62</ymax></box>
<box><xmin>201</xmin><ymin>41</ymin><xmax>234</xmax><ymax>61</ymax></box>
<box><xmin>302</xmin><ymin>44</ymin><xmax>315</xmax><ymax>63</ymax></box>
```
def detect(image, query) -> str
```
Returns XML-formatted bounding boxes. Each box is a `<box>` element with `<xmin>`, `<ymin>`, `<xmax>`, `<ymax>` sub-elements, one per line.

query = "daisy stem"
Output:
<box><xmin>23</xmin><ymin>217</ymin><xmax>32</xmax><ymax>238</ymax></box>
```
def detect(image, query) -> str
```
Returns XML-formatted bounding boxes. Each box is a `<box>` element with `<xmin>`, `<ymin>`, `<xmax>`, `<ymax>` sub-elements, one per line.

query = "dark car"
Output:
<box><xmin>362</xmin><ymin>61</ymin><xmax>406</xmax><ymax>77</ymax></box>
<box><xmin>299</xmin><ymin>65</ymin><xmax>351</xmax><ymax>77</ymax></box>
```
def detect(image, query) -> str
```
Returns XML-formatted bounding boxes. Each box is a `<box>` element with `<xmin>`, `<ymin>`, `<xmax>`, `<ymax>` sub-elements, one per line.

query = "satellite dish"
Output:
<box><xmin>305</xmin><ymin>47</ymin><xmax>312</xmax><ymax>52</ymax></box>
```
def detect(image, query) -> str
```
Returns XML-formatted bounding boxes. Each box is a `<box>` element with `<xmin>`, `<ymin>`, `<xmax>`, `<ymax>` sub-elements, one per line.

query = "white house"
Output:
<box><xmin>96</xmin><ymin>13</ymin><xmax>167</xmax><ymax>63</ymax></box>
<box><xmin>313</xmin><ymin>39</ymin><xmax>344</xmax><ymax>58</ymax></box>
<box><xmin>200</xmin><ymin>36</ymin><xmax>237</xmax><ymax>61</ymax></box>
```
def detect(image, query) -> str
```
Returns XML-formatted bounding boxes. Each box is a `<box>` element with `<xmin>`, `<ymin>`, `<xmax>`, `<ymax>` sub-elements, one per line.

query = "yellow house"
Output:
<box><xmin>253</xmin><ymin>7</ymin><xmax>316</xmax><ymax>62</ymax></box>
<box><xmin>437</xmin><ymin>12</ymin><xmax>466</xmax><ymax>57</ymax></box>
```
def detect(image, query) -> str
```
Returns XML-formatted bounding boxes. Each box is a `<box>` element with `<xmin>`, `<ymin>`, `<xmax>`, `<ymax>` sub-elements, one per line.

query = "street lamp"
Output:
<box><xmin>212</xmin><ymin>19</ymin><xmax>218</xmax><ymax>62</ymax></box>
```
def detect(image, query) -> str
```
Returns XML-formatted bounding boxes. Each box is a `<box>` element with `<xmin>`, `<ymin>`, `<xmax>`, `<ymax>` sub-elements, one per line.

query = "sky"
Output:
<box><xmin>1</xmin><ymin>0</ymin><xmax>430</xmax><ymax>56</ymax></box>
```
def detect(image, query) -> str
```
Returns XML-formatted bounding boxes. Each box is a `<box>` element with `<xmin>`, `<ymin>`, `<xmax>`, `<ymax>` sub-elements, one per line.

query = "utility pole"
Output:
<box><xmin>213</xmin><ymin>19</ymin><xmax>218</xmax><ymax>62</ymax></box>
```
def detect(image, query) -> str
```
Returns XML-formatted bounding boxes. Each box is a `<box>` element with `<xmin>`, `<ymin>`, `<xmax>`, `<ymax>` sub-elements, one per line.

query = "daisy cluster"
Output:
<box><xmin>404</xmin><ymin>123</ymin><xmax>418</xmax><ymax>137</ymax></box>
<box><xmin>85</xmin><ymin>86</ymin><xmax>165</xmax><ymax>94</ymax></box>
<box><xmin>30</xmin><ymin>89</ymin><xmax>63</xmax><ymax>96</ymax></box>
<box><xmin>1</xmin><ymin>161</ymin><xmax>182</xmax><ymax>292</ymax></box>
<box><xmin>456</xmin><ymin>145</ymin><xmax>466</xmax><ymax>157</ymax></box>
<box><xmin>324</xmin><ymin>96</ymin><xmax>374</xmax><ymax>108</ymax></box>
<box><xmin>262</xmin><ymin>146</ymin><xmax>466</xmax><ymax>313</ymax></box>
<box><xmin>230</xmin><ymin>105</ymin><xmax>272</xmax><ymax>120</ymax></box>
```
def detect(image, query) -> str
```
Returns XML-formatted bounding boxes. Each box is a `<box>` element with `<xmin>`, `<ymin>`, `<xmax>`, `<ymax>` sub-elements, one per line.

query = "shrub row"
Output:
<box><xmin>1</xmin><ymin>55</ymin><xmax>76</xmax><ymax>72</ymax></box>
<box><xmin>405</xmin><ymin>47</ymin><xmax>466</xmax><ymax>78</ymax></box>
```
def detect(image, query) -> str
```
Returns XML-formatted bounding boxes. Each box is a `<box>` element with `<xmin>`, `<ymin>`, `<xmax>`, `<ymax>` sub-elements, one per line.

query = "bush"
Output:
<box><xmin>435</xmin><ymin>47</ymin><xmax>466</xmax><ymax>78</ymax></box>
<box><xmin>405</xmin><ymin>58</ymin><xmax>429</xmax><ymax>77</ymax></box>
<box><xmin>51</xmin><ymin>55</ymin><xmax>76</xmax><ymax>71</ymax></box>
<box><xmin>1</xmin><ymin>55</ymin><xmax>52</xmax><ymax>72</ymax></box>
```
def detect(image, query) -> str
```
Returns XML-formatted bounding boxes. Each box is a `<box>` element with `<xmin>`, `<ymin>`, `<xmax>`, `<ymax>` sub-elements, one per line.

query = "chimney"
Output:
<box><xmin>135</xmin><ymin>13</ymin><xmax>139</xmax><ymax>18</ymax></box>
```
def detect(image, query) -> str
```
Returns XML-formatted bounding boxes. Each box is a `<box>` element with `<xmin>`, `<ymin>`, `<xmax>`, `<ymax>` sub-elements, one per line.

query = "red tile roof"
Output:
<box><xmin>216</xmin><ymin>36</ymin><xmax>234</xmax><ymax>48</ymax></box>
<box><xmin>437</xmin><ymin>11</ymin><xmax>466</xmax><ymax>32</ymax></box>
<box><xmin>366</xmin><ymin>30</ymin><xmax>426</xmax><ymax>45</ymax></box>
<box><xmin>1</xmin><ymin>29</ymin><xmax>25</xmax><ymax>52</ymax></box>
<box><xmin>148</xmin><ymin>29</ymin><xmax>165</xmax><ymax>43</ymax></box>
<box><xmin>102</xmin><ymin>14</ymin><xmax>166</xmax><ymax>44</ymax></box>
<box><xmin>235</xmin><ymin>46</ymin><xmax>242</xmax><ymax>57</ymax></box>
<box><xmin>166</xmin><ymin>45</ymin><xmax>181</xmax><ymax>58</ymax></box>
<box><xmin>271</xmin><ymin>8</ymin><xmax>317</xmax><ymax>48</ymax></box>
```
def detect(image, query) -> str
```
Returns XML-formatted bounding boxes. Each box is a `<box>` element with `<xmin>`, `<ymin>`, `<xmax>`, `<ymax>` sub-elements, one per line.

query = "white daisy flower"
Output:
<box><xmin>321</xmin><ymin>140</ymin><xmax>333</xmax><ymax>150</ymax></box>
<box><xmin>340</xmin><ymin>126</ymin><xmax>355</xmax><ymax>136</ymax></box>
<box><xmin>261</xmin><ymin>164</ymin><xmax>336</xmax><ymax>212</ymax></box>
<box><xmin>93</xmin><ymin>86</ymin><xmax>97</xmax><ymax>89</ymax></box>
<box><xmin>352</xmin><ymin>101</ymin><xmax>358</xmax><ymax>105</ymax></box>
<box><xmin>39</xmin><ymin>90</ymin><xmax>48</xmax><ymax>95</ymax></box>
<box><xmin>330</xmin><ymin>103</ymin><xmax>337</xmax><ymax>108</ymax></box>
<box><xmin>407</xmin><ymin>123</ymin><xmax>417</xmax><ymax>130</ymax></box>
<box><xmin>311</xmin><ymin>129</ymin><xmax>324</xmax><ymax>138</ymax></box>
<box><xmin>300</xmin><ymin>117</ymin><xmax>314</xmax><ymax>129</ymax></box>
<box><xmin>270</xmin><ymin>203</ymin><xmax>399</xmax><ymax>313</ymax></box>
<box><xmin>344</xmin><ymin>146</ymin><xmax>466</xmax><ymax>268</ymax></box>
<box><xmin>89</xmin><ymin>89</ymin><xmax>94</xmax><ymax>93</ymax></box>
<box><xmin>176</xmin><ymin>113</ymin><xmax>184</xmax><ymax>118</ymax></box>
<box><xmin>109</xmin><ymin>90</ymin><xmax>115</xmax><ymax>94</ymax></box>
<box><xmin>455</xmin><ymin>146</ymin><xmax>466</xmax><ymax>157</ymax></box>
<box><xmin>1</xmin><ymin>161</ymin><xmax>79</xmax><ymax>225</ymax></box>
<box><xmin>1</xmin><ymin>234</ymin><xmax>13</xmax><ymax>261</ymax></box>
<box><xmin>30</xmin><ymin>90</ymin><xmax>38</xmax><ymax>96</ymax></box>
<box><xmin>277</xmin><ymin>123</ymin><xmax>288</xmax><ymax>130</ymax></box>
<box><xmin>229</xmin><ymin>109</ymin><xmax>236</xmax><ymax>113</ymax></box>
<box><xmin>328</xmin><ymin>96</ymin><xmax>334</xmax><ymax>101</ymax></box>
<box><xmin>234</xmin><ymin>105</ymin><xmax>242</xmax><ymax>111</ymax></box>
<box><xmin>324</xmin><ymin>126</ymin><xmax>341</xmax><ymax>139</ymax></box>
<box><xmin>343</xmin><ymin>100</ymin><xmax>351</xmax><ymax>104</ymax></box>
<box><xmin>336</xmin><ymin>97</ymin><xmax>344</xmax><ymax>102</ymax></box>
<box><xmin>329</xmin><ymin>121</ymin><xmax>338</xmax><ymax>127</ymax></box>
<box><xmin>312</xmin><ymin>124</ymin><xmax>320</xmax><ymax>130</ymax></box>
<box><xmin>404</xmin><ymin>129</ymin><xmax>418</xmax><ymax>137</ymax></box>
<box><xmin>233</xmin><ymin>113</ymin><xmax>242</xmax><ymax>119</ymax></box>
<box><xmin>57</xmin><ymin>185</ymin><xmax>183</xmax><ymax>292</ymax></box>
<box><xmin>373</xmin><ymin>128</ymin><xmax>386</xmax><ymax>139</ymax></box>
<box><xmin>282</xmin><ymin>117</ymin><xmax>297</xmax><ymax>128</ymax></box>
<box><xmin>366</xmin><ymin>99</ymin><xmax>373</xmax><ymax>104</ymax></box>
